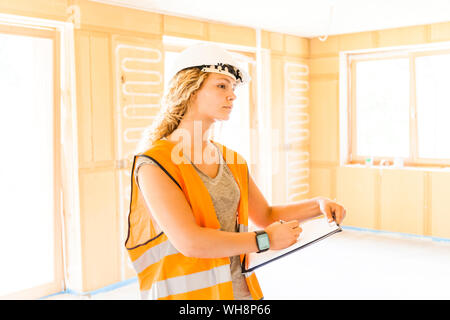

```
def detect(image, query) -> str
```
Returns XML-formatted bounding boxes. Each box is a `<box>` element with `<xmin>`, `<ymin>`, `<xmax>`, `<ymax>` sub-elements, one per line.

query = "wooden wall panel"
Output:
<box><xmin>310</xmin><ymin>167</ymin><xmax>332</xmax><ymax>199</ymax></box>
<box><xmin>310</xmin><ymin>36</ymin><xmax>339</xmax><ymax>57</ymax></box>
<box><xmin>208</xmin><ymin>23</ymin><xmax>255</xmax><ymax>47</ymax></box>
<box><xmin>90</xmin><ymin>32</ymin><xmax>114</xmax><ymax>163</ymax></box>
<box><xmin>75</xmin><ymin>31</ymin><xmax>115</xmax><ymax>165</ymax></box>
<box><xmin>379</xmin><ymin>170</ymin><xmax>425</xmax><ymax>235</ymax></box>
<box><xmin>75</xmin><ymin>30</ymin><xmax>93</xmax><ymax>165</ymax></box>
<box><xmin>376</xmin><ymin>26</ymin><xmax>427</xmax><ymax>47</ymax></box>
<box><xmin>268</xmin><ymin>32</ymin><xmax>285</xmax><ymax>54</ymax></box>
<box><xmin>310</xmin><ymin>56</ymin><xmax>339</xmax><ymax>75</ymax></box>
<box><xmin>266</xmin><ymin>32</ymin><xmax>309</xmax><ymax>58</ymax></box>
<box><xmin>285</xmin><ymin>34</ymin><xmax>309</xmax><ymax>57</ymax></box>
<box><xmin>79</xmin><ymin>170</ymin><xmax>119</xmax><ymax>291</ymax></box>
<box><xmin>284</xmin><ymin>58</ymin><xmax>310</xmax><ymax>201</ymax></box>
<box><xmin>309</xmin><ymin>80</ymin><xmax>339</xmax><ymax>163</ymax></box>
<box><xmin>260</xmin><ymin>30</ymin><xmax>271</xmax><ymax>49</ymax></box>
<box><xmin>0</xmin><ymin>0</ymin><xmax>67</xmax><ymax>20</ymax></box>
<box><xmin>163</xmin><ymin>15</ymin><xmax>206</xmax><ymax>40</ymax></box>
<box><xmin>430</xmin><ymin>22</ymin><xmax>450</xmax><ymax>42</ymax></box>
<box><xmin>336</xmin><ymin>167</ymin><xmax>377</xmax><ymax>229</ymax></box>
<box><xmin>430</xmin><ymin>172</ymin><xmax>450</xmax><ymax>238</ymax></box>
<box><xmin>270</xmin><ymin>56</ymin><xmax>285</xmax><ymax>204</ymax></box>
<box><xmin>73</xmin><ymin>0</ymin><xmax>162</xmax><ymax>35</ymax></box>
<box><xmin>338</xmin><ymin>32</ymin><xmax>376</xmax><ymax>51</ymax></box>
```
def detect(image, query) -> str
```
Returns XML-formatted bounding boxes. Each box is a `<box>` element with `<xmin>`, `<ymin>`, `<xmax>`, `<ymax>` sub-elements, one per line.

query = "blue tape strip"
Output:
<box><xmin>342</xmin><ymin>225</ymin><xmax>450</xmax><ymax>243</ymax></box>
<box><xmin>39</xmin><ymin>277</ymin><xmax>138</xmax><ymax>300</ymax></box>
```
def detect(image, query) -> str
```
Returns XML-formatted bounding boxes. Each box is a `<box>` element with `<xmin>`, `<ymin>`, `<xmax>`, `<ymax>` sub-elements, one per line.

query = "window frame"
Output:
<box><xmin>348</xmin><ymin>47</ymin><xmax>450</xmax><ymax>168</ymax></box>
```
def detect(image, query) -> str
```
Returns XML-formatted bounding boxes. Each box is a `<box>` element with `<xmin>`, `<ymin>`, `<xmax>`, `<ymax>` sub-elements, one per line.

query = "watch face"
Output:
<box><xmin>257</xmin><ymin>233</ymin><xmax>270</xmax><ymax>250</ymax></box>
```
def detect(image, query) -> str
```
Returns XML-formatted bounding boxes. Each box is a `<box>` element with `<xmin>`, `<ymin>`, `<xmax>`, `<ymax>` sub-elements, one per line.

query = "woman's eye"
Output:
<box><xmin>218</xmin><ymin>83</ymin><xmax>235</xmax><ymax>91</ymax></box>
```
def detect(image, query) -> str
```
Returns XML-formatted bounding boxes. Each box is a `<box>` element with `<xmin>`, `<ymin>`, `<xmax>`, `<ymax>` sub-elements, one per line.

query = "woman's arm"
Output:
<box><xmin>138</xmin><ymin>164</ymin><xmax>299</xmax><ymax>259</ymax></box>
<box><xmin>248</xmin><ymin>173</ymin><xmax>346</xmax><ymax>228</ymax></box>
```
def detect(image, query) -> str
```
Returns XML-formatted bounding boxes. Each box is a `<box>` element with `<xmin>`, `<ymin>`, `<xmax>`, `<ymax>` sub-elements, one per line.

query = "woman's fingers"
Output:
<box><xmin>318</xmin><ymin>198</ymin><xmax>334</xmax><ymax>222</ymax></box>
<box><xmin>318</xmin><ymin>197</ymin><xmax>347</xmax><ymax>225</ymax></box>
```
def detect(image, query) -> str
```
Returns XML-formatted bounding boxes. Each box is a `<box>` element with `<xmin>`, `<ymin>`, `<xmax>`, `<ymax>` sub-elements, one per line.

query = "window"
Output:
<box><xmin>0</xmin><ymin>24</ymin><xmax>63</xmax><ymax>298</ymax></box>
<box><xmin>415</xmin><ymin>53</ymin><xmax>450</xmax><ymax>160</ymax></box>
<box><xmin>348</xmin><ymin>48</ymin><xmax>450</xmax><ymax>166</ymax></box>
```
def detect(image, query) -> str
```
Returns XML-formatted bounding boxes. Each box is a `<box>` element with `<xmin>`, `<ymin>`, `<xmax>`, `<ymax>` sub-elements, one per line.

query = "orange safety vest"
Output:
<box><xmin>125</xmin><ymin>139</ymin><xmax>263</xmax><ymax>300</ymax></box>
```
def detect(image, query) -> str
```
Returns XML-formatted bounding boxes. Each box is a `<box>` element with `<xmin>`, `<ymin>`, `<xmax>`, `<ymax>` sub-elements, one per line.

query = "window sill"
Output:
<box><xmin>342</xmin><ymin>164</ymin><xmax>450</xmax><ymax>173</ymax></box>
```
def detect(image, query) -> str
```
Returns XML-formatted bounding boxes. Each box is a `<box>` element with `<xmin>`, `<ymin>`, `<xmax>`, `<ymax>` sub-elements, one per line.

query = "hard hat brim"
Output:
<box><xmin>166</xmin><ymin>43</ymin><xmax>251</xmax><ymax>86</ymax></box>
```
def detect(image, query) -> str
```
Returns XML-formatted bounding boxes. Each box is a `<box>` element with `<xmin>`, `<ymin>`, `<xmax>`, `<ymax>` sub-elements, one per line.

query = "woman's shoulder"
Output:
<box><xmin>133</xmin><ymin>139</ymin><xmax>182</xmax><ymax>172</ymax></box>
<box><xmin>135</xmin><ymin>139</ymin><xmax>185</xmax><ymax>187</ymax></box>
<box><xmin>139</xmin><ymin>139</ymin><xmax>174</xmax><ymax>158</ymax></box>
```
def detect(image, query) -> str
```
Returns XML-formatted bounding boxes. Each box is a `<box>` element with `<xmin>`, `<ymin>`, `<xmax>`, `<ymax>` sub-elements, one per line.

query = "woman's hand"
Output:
<box><xmin>317</xmin><ymin>197</ymin><xmax>346</xmax><ymax>225</ymax></box>
<box><xmin>264</xmin><ymin>220</ymin><xmax>302</xmax><ymax>250</ymax></box>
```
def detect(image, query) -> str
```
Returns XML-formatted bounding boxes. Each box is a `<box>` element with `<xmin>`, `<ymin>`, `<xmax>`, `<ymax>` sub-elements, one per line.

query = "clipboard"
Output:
<box><xmin>242</xmin><ymin>216</ymin><xmax>343</xmax><ymax>273</ymax></box>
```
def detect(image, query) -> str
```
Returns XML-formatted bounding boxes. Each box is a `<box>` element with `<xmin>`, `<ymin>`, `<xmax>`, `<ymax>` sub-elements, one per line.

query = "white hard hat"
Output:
<box><xmin>166</xmin><ymin>43</ymin><xmax>250</xmax><ymax>85</ymax></box>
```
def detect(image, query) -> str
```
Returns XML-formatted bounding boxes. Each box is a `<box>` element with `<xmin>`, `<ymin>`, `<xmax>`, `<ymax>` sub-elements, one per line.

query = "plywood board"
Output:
<box><xmin>336</xmin><ymin>166</ymin><xmax>377</xmax><ymax>229</ymax></box>
<box><xmin>379</xmin><ymin>169</ymin><xmax>425</xmax><ymax>235</ymax></box>
<box><xmin>430</xmin><ymin>171</ymin><xmax>450</xmax><ymax>238</ymax></box>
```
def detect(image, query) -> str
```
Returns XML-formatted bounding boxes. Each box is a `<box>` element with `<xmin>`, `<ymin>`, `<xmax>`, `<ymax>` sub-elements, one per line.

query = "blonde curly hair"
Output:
<box><xmin>135</xmin><ymin>68</ymin><xmax>210</xmax><ymax>154</ymax></box>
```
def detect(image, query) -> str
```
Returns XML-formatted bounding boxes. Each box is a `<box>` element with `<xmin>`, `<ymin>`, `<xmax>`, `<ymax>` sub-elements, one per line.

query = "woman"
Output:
<box><xmin>125</xmin><ymin>43</ymin><xmax>346</xmax><ymax>300</ymax></box>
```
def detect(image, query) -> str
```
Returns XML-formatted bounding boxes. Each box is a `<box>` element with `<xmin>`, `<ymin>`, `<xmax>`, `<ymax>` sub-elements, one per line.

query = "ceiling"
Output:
<box><xmin>92</xmin><ymin>0</ymin><xmax>450</xmax><ymax>38</ymax></box>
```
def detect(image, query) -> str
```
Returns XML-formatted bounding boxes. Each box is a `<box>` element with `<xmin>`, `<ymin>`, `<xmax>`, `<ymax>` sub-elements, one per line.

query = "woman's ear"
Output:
<box><xmin>189</xmin><ymin>91</ymin><xmax>198</xmax><ymax>105</ymax></box>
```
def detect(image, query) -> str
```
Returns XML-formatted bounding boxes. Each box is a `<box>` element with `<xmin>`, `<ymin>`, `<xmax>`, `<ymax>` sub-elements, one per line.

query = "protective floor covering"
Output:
<box><xmin>258</xmin><ymin>228</ymin><xmax>450</xmax><ymax>300</ymax></box>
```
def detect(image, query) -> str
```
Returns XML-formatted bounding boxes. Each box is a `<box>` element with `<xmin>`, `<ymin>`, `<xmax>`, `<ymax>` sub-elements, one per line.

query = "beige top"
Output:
<box><xmin>134</xmin><ymin>142</ymin><xmax>252</xmax><ymax>300</ymax></box>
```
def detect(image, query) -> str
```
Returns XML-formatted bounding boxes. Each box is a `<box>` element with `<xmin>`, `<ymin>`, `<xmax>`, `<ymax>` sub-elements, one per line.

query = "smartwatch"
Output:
<box><xmin>254</xmin><ymin>230</ymin><xmax>270</xmax><ymax>253</ymax></box>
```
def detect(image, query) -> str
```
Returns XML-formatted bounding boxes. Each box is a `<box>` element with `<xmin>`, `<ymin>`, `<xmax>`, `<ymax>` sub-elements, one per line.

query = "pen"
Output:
<box><xmin>332</xmin><ymin>212</ymin><xmax>340</xmax><ymax>227</ymax></box>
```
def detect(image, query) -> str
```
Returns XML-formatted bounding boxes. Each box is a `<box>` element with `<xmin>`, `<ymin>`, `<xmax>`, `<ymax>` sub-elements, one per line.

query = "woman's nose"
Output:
<box><xmin>228</xmin><ymin>91</ymin><xmax>236</xmax><ymax>101</ymax></box>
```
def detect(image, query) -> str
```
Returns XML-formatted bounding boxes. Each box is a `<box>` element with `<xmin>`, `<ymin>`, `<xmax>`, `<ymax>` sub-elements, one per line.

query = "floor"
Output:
<box><xmin>45</xmin><ymin>227</ymin><xmax>450</xmax><ymax>300</ymax></box>
<box><xmin>44</xmin><ymin>281</ymin><xmax>141</xmax><ymax>300</ymax></box>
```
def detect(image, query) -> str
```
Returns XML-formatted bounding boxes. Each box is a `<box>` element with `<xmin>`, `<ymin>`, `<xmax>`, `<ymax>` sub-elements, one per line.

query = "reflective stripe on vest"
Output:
<box><xmin>132</xmin><ymin>234</ymin><xmax>178</xmax><ymax>273</ymax></box>
<box><xmin>238</xmin><ymin>224</ymin><xmax>248</xmax><ymax>233</ymax></box>
<box><xmin>141</xmin><ymin>263</ymin><xmax>232</xmax><ymax>300</ymax></box>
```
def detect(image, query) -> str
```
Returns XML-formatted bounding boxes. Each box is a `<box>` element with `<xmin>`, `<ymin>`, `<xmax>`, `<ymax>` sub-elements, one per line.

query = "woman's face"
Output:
<box><xmin>189</xmin><ymin>72</ymin><xmax>237</xmax><ymax>122</ymax></box>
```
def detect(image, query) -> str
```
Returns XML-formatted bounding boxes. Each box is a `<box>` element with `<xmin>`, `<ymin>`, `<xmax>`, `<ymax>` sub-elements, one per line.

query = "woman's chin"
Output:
<box><xmin>213</xmin><ymin>114</ymin><xmax>231</xmax><ymax>121</ymax></box>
